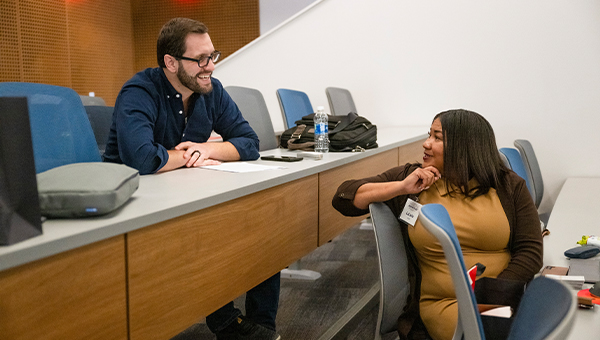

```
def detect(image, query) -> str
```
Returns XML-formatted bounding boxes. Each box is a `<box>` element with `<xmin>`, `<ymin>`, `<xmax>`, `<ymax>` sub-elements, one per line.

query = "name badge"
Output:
<box><xmin>399</xmin><ymin>198</ymin><xmax>422</xmax><ymax>226</ymax></box>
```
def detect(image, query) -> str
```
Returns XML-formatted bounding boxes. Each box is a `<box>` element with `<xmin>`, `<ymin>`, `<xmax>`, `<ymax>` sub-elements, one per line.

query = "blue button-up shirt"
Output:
<box><xmin>104</xmin><ymin>68</ymin><xmax>259</xmax><ymax>174</ymax></box>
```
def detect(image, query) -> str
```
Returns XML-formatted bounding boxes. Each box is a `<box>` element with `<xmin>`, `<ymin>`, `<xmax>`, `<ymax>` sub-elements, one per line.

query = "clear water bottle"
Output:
<box><xmin>314</xmin><ymin>106</ymin><xmax>329</xmax><ymax>153</ymax></box>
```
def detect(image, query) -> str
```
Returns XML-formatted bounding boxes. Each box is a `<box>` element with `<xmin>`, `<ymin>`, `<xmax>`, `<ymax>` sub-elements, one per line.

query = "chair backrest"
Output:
<box><xmin>84</xmin><ymin>105</ymin><xmax>114</xmax><ymax>156</ymax></box>
<box><xmin>419</xmin><ymin>204</ymin><xmax>485</xmax><ymax>340</ymax></box>
<box><xmin>369</xmin><ymin>202</ymin><xmax>410</xmax><ymax>339</ymax></box>
<box><xmin>79</xmin><ymin>95</ymin><xmax>106</xmax><ymax>106</ymax></box>
<box><xmin>499</xmin><ymin>147</ymin><xmax>533</xmax><ymax>198</ymax></box>
<box><xmin>0</xmin><ymin>82</ymin><xmax>101</xmax><ymax>173</ymax></box>
<box><xmin>507</xmin><ymin>276</ymin><xmax>576</xmax><ymax>340</ymax></box>
<box><xmin>276</xmin><ymin>88</ymin><xmax>314</xmax><ymax>129</ymax></box>
<box><xmin>498</xmin><ymin>150</ymin><xmax>510</xmax><ymax>168</ymax></box>
<box><xmin>325</xmin><ymin>87</ymin><xmax>357</xmax><ymax>116</ymax></box>
<box><xmin>225</xmin><ymin>86</ymin><xmax>278</xmax><ymax>151</ymax></box>
<box><xmin>513</xmin><ymin>139</ymin><xmax>544</xmax><ymax>208</ymax></box>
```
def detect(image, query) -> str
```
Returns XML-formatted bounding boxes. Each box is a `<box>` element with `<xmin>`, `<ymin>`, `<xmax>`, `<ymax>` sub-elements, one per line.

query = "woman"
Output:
<box><xmin>332</xmin><ymin>109</ymin><xmax>543</xmax><ymax>340</ymax></box>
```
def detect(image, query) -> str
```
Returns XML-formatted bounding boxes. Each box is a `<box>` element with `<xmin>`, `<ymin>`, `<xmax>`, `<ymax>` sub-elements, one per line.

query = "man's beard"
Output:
<box><xmin>177</xmin><ymin>65</ymin><xmax>212</xmax><ymax>95</ymax></box>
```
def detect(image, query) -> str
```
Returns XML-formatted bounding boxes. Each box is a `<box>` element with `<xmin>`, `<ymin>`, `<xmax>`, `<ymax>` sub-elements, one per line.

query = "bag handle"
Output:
<box><xmin>286</xmin><ymin>124</ymin><xmax>314</xmax><ymax>150</ymax></box>
<box><xmin>329</xmin><ymin>112</ymin><xmax>359</xmax><ymax>136</ymax></box>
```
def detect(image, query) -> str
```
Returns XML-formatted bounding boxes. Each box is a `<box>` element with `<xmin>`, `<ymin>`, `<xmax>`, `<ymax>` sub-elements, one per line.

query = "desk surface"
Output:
<box><xmin>543</xmin><ymin>177</ymin><xmax>600</xmax><ymax>339</ymax></box>
<box><xmin>0</xmin><ymin>126</ymin><xmax>427</xmax><ymax>272</ymax></box>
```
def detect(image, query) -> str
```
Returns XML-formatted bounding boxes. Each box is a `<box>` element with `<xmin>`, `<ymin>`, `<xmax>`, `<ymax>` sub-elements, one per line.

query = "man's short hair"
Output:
<box><xmin>157</xmin><ymin>18</ymin><xmax>209</xmax><ymax>68</ymax></box>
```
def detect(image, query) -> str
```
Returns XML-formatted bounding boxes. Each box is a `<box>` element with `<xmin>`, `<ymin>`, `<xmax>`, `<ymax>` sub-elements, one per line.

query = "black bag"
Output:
<box><xmin>474</xmin><ymin>277</ymin><xmax>527</xmax><ymax>340</ymax></box>
<box><xmin>279</xmin><ymin>112</ymin><xmax>378</xmax><ymax>152</ymax></box>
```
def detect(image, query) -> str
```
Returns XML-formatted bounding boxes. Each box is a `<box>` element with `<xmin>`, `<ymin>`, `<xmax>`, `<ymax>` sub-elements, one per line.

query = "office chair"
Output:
<box><xmin>276</xmin><ymin>88</ymin><xmax>314</xmax><ymax>129</ymax></box>
<box><xmin>0</xmin><ymin>82</ymin><xmax>101</xmax><ymax>173</ymax></box>
<box><xmin>500</xmin><ymin>145</ymin><xmax>549</xmax><ymax>231</ymax></box>
<box><xmin>419</xmin><ymin>203</ymin><xmax>484</xmax><ymax>340</ymax></box>
<box><xmin>513</xmin><ymin>140</ymin><xmax>544</xmax><ymax>208</ymax></box>
<box><xmin>498</xmin><ymin>150</ymin><xmax>510</xmax><ymax>169</ymax></box>
<box><xmin>514</xmin><ymin>139</ymin><xmax>550</xmax><ymax>230</ymax></box>
<box><xmin>84</xmin><ymin>105</ymin><xmax>114</xmax><ymax>156</ymax></box>
<box><xmin>506</xmin><ymin>276</ymin><xmax>576</xmax><ymax>340</ymax></box>
<box><xmin>79</xmin><ymin>95</ymin><xmax>107</xmax><ymax>106</ymax></box>
<box><xmin>225</xmin><ymin>86</ymin><xmax>278</xmax><ymax>151</ymax></box>
<box><xmin>369</xmin><ymin>202</ymin><xmax>410</xmax><ymax>340</ymax></box>
<box><xmin>499</xmin><ymin>147</ymin><xmax>532</xmax><ymax>195</ymax></box>
<box><xmin>419</xmin><ymin>204</ymin><xmax>577</xmax><ymax>340</ymax></box>
<box><xmin>325</xmin><ymin>87</ymin><xmax>357</xmax><ymax>116</ymax></box>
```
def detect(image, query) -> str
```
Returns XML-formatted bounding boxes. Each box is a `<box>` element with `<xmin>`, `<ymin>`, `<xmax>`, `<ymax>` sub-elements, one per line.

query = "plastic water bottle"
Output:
<box><xmin>314</xmin><ymin>106</ymin><xmax>329</xmax><ymax>153</ymax></box>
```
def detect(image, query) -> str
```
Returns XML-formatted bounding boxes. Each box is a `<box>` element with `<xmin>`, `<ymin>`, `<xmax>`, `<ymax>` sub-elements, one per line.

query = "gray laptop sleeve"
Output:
<box><xmin>37</xmin><ymin>162</ymin><xmax>139</xmax><ymax>218</ymax></box>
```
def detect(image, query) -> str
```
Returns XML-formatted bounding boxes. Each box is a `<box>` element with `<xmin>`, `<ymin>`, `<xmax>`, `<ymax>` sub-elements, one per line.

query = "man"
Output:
<box><xmin>104</xmin><ymin>17</ymin><xmax>281</xmax><ymax>340</ymax></box>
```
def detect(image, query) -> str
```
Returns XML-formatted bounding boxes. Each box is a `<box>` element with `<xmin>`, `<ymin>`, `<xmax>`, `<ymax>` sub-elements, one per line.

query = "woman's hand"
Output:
<box><xmin>352</xmin><ymin>166</ymin><xmax>441</xmax><ymax>209</ymax></box>
<box><xmin>400</xmin><ymin>166</ymin><xmax>441</xmax><ymax>194</ymax></box>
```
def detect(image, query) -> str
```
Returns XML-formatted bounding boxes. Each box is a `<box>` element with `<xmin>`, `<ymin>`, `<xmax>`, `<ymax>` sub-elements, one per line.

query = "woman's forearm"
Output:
<box><xmin>353</xmin><ymin>181</ymin><xmax>406</xmax><ymax>209</ymax></box>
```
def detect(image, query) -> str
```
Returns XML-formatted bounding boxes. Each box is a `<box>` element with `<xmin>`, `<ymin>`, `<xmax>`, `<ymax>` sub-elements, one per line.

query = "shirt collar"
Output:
<box><xmin>158</xmin><ymin>68</ymin><xmax>182</xmax><ymax>100</ymax></box>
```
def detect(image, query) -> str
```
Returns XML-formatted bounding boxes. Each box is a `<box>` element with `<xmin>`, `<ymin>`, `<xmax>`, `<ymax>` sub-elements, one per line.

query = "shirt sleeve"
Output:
<box><xmin>497</xmin><ymin>175</ymin><xmax>544</xmax><ymax>282</ymax></box>
<box><xmin>114</xmin><ymin>85</ymin><xmax>168</xmax><ymax>175</ymax></box>
<box><xmin>212</xmin><ymin>87</ymin><xmax>260</xmax><ymax>161</ymax></box>
<box><xmin>332</xmin><ymin>164</ymin><xmax>412</xmax><ymax>217</ymax></box>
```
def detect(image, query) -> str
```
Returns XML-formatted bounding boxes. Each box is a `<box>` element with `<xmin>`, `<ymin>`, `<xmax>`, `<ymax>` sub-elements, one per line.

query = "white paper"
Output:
<box><xmin>481</xmin><ymin>306</ymin><xmax>512</xmax><ymax>318</ymax></box>
<box><xmin>200</xmin><ymin>162</ymin><xmax>286</xmax><ymax>173</ymax></box>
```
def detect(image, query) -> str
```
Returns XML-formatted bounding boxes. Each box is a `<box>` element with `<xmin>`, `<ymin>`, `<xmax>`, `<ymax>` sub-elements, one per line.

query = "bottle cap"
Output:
<box><xmin>317</xmin><ymin>106</ymin><xmax>325</xmax><ymax>111</ymax></box>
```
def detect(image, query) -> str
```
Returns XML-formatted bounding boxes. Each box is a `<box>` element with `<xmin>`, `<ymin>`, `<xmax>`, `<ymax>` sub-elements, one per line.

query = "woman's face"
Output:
<box><xmin>422</xmin><ymin>118</ymin><xmax>444</xmax><ymax>172</ymax></box>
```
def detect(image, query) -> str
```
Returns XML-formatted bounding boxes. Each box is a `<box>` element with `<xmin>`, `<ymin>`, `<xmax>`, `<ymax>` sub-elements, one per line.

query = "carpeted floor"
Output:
<box><xmin>171</xmin><ymin>222</ymin><xmax>399</xmax><ymax>340</ymax></box>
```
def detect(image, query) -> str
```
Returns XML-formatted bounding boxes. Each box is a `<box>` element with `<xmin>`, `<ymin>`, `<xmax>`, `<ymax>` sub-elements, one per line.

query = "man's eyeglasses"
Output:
<box><xmin>176</xmin><ymin>51</ymin><xmax>221</xmax><ymax>68</ymax></box>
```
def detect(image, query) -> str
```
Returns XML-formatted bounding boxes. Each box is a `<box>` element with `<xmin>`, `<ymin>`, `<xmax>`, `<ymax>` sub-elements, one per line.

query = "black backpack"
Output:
<box><xmin>279</xmin><ymin>112</ymin><xmax>377</xmax><ymax>152</ymax></box>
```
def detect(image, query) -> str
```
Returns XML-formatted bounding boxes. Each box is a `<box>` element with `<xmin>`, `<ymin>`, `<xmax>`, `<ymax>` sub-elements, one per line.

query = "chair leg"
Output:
<box><xmin>280</xmin><ymin>260</ymin><xmax>321</xmax><ymax>280</ymax></box>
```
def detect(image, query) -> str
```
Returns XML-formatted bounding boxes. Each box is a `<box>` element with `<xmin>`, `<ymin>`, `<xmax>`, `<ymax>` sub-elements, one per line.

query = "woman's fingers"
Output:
<box><xmin>415</xmin><ymin>168</ymin><xmax>440</xmax><ymax>190</ymax></box>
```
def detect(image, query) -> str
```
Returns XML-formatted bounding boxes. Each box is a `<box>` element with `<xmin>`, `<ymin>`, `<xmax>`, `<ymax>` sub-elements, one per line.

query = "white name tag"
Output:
<box><xmin>399</xmin><ymin>198</ymin><xmax>422</xmax><ymax>226</ymax></box>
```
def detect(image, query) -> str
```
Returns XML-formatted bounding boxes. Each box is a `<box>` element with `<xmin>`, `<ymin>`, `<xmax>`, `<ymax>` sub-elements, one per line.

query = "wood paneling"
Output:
<box><xmin>127</xmin><ymin>175</ymin><xmax>318</xmax><ymax>340</ymax></box>
<box><xmin>131</xmin><ymin>0</ymin><xmax>259</xmax><ymax>72</ymax></box>
<box><xmin>0</xmin><ymin>236</ymin><xmax>127</xmax><ymax>340</ymax></box>
<box><xmin>0</xmin><ymin>0</ymin><xmax>21</xmax><ymax>82</ymax></box>
<box><xmin>0</xmin><ymin>0</ymin><xmax>257</xmax><ymax>106</ymax></box>
<box><xmin>318</xmin><ymin>149</ymin><xmax>399</xmax><ymax>246</ymax></box>
<box><xmin>0</xmin><ymin>0</ymin><xmax>135</xmax><ymax>105</ymax></box>
<box><xmin>66</xmin><ymin>0</ymin><xmax>135</xmax><ymax>106</ymax></box>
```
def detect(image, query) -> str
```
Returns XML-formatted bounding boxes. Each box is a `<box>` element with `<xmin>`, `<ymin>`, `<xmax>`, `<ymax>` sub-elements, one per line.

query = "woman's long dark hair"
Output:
<box><xmin>434</xmin><ymin>109</ymin><xmax>509</xmax><ymax>198</ymax></box>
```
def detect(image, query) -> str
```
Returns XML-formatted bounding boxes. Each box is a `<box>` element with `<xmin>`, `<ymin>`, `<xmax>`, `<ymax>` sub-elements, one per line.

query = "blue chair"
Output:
<box><xmin>499</xmin><ymin>147</ymin><xmax>532</xmax><ymax>195</ymax></box>
<box><xmin>419</xmin><ymin>204</ymin><xmax>576</xmax><ymax>340</ymax></box>
<box><xmin>0</xmin><ymin>82</ymin><xmax>101</xmax><ymax>173</ymax></box>
<box><xmin>500</xmin><ymin>146</ymin><xmax>549</xmax><ymax>231</ymax></box>
<box><xmin>326</xmin><ymin>87</ymin><xmax>357</xmax><ymax>116</ymax></box>
<box><xmin>513</xmin><ymin>140</ymin><xmax>544</xmax><ymax>209</ymax></box>
<box><xmin>506</xmin><ymin>276</ymin><xmax>576</xmax><ymax>340</ymax></box>
<box><xmin>419</xmin><ymin>204</ymin><xmax>484</xmax><ymax>340</ymax></box>
<box><xmin>225</xmin><ymin>86</ymin><xmax>278</xmax><ymax>151</ymax></box>
<box><xmin>369</xmin><ymin>202</ymin><xmax>410</xmax><ymax>340</ymax></box>
<box><xmin>276</xmin><ymin>88</ymin><xmax>314</xmax><ymax>129</ymax></box>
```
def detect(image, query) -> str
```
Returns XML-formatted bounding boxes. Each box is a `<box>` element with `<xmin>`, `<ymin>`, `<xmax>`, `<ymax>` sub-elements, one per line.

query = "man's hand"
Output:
<box><xmin>175</xmin><ymin>141</ymin><xmax>222</xmax><ymax>168</ymax></box>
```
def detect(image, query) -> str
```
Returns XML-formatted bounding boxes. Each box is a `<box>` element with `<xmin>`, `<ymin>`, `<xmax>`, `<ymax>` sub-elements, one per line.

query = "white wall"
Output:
<box><xmin>216</xmin><ymin>0</ymin><xmax>600</xmax><ymax>215</ymax></box>
<box><xmin>259</xmin><ymin>0</ymin><xmax>318</xmax><ymax>34</ymax></box>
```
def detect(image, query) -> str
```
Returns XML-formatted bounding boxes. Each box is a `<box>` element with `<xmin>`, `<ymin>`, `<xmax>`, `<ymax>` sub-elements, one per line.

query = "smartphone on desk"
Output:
<box><xmin>261</xmin><ymin>155</ymin><xmax>303</xmax><ymax>162</ymax></box>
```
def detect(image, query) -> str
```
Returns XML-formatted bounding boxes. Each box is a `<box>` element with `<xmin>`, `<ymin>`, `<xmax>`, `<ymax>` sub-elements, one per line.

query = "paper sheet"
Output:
<box><xmin>480</xmin><ymin>306</ymin><xmax>512</xmax><ymax>318</ymax></box>
<box><xmin>200</xmin><ymin>162</ymin><xmax>286</xmax><ymax>173</ymax></box>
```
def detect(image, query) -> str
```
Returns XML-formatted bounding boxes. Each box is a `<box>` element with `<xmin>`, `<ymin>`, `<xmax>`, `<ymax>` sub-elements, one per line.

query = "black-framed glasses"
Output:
<box><xmin>176</xmin><ymin>51</ymin><xmax>221</xmax><ymax>68</ymax></box>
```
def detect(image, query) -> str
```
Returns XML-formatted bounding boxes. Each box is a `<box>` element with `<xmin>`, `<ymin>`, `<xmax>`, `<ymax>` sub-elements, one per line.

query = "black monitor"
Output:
<box><xmin>0</xmin><ymin>96</ymin><xmax>43</xmax><ymax>245</ymax></box>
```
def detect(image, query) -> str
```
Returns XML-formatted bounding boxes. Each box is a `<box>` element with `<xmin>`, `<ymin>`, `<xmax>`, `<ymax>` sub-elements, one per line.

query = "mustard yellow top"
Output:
<box><xmin>408</xmin><ymin>179</ymin><xmax>511</xmax><ymax>340</ymax></box>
